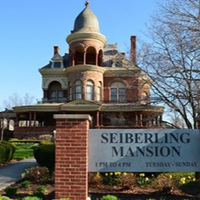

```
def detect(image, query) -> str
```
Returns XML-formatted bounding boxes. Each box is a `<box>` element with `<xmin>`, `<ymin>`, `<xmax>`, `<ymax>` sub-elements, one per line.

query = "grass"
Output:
<box><xmin>12</xmin><ymin>143</ymin><xmax>39</xmax><ymax>160</ymax></box>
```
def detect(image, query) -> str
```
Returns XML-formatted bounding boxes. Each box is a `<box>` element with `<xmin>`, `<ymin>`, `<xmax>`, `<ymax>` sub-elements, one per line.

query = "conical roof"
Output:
<box><xmin>73</xmin><ymin>2</ymin><xmax>100</xmax><ymax>33</ymax></box>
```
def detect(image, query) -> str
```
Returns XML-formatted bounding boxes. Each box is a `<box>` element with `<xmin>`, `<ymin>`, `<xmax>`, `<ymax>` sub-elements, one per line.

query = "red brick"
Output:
<box><xmin>55</xmin><ymin>116</ymin><xmax>89</xmax><ymax>200</ymax></box>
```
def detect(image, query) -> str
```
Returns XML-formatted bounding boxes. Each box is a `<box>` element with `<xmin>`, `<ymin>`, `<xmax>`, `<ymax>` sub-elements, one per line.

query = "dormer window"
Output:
<box><xmin>54</xmin><ymin>62</ymin><xmax>61</xmax><ymax>68</ymax></box>
<box><xmin>51</xmin><ymin>46</ymin><xmax>64</xmax><ymax>68</ymax></box>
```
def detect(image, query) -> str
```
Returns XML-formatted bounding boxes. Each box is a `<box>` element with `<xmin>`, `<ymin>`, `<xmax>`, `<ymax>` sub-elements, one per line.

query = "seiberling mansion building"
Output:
<box><xmin>13</xmin><ymin>2</ymin><xmax>164</xmax><ymax>139</ymax></box>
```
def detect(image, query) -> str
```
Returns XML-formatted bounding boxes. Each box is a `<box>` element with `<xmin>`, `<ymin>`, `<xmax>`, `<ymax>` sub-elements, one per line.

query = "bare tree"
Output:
<box><xmin>3</xmin><ymin>93</ymin><xmax>35</xmax><ymax>110</ymax></box>
<box><xmin>138</xmin><ymin>0</ymin><xmax>200</xmax><ymax>129</ymax></box>
<box><xmin>0</xmin><ymin>93</ymin><xmax>34</xmax><ymax>140</ymax></box>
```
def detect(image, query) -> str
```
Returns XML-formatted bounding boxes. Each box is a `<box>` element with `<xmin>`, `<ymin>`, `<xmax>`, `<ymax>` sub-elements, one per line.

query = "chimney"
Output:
<box><xmin>131</xmin><ymin>36</ymin><xmax>136</xmax><ymax>65</ymax></box>
<box><xmin>54</xmin><ymin>46</ymin><xmax>59</xmax><ymax>55</ymax></box>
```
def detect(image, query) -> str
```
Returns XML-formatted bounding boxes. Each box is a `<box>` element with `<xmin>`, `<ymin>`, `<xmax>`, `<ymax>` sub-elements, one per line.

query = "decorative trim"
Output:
<box><xmin>43</xmin><ymin>78</ymin><xmax>68</xmax><ymax>90</ymax></box>
<box><xmin>66</xmin><ymin>65</ymin><xmax>106</xmax><ymax>75</ymax></box>
<box><xmin>66</xmin><ymin>32</ymin><xmax>106</xmax><ymax>46</ymax></box>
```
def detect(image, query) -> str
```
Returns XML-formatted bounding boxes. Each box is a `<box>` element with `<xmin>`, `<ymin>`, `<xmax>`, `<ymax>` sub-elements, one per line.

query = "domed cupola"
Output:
<box><xmin>73</xmin><ymin>1</ymin><xmax>100</xmax><ymax>33</ymax></box>
<box><xmin>66</xmin><ymin>1</ymin><xmax>106</xmax><ymax>67</ymax></box>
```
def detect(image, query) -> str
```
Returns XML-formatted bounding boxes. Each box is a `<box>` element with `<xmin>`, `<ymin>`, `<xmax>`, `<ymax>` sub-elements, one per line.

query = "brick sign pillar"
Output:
<box><xmin>54</xmin><ymin>114</ymin><xmax>91</xmax><ymax>200</ymax></box>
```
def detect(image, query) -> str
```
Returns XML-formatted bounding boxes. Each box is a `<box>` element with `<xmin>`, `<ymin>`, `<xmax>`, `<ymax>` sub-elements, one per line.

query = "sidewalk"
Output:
<box><xmin>0</xmin><ymin>158</ymin><xmax>37</xmax><ymax>191</ymax></box>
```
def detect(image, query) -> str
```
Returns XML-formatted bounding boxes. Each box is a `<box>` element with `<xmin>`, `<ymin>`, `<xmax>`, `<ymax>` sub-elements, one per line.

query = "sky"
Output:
<box><xmin>0</xmin><ymin>0</ymin><xmax>161</xmax><ymax>110</ymax></box>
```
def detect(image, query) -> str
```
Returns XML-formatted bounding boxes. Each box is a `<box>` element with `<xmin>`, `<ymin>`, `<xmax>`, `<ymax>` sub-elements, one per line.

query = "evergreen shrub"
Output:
<box><xmin>0</xmin><ymin>141</ymin><xmax>16</xmax><ymax>163</ymax></box>
<box><xmin>34</xmin><ymin>144</ymin><xmax>55</xmax><ymax>169</ymax></box>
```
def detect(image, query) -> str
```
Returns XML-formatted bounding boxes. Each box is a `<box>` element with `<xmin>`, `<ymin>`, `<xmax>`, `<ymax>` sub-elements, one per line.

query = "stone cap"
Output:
<box><xmin>54</xmin><ymin>114</ymin><xmax>92</xmax><ymax>121</ymax></box>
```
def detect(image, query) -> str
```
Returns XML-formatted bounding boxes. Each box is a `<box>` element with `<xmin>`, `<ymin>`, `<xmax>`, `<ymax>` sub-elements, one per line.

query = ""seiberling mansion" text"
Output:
<box><xmin>101</xmin><ymin>132</ymin><xmax>190</xmax><ymax>157</ymax></box>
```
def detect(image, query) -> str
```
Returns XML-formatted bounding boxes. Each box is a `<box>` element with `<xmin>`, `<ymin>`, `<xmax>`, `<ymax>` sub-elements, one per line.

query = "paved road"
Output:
<box><xmin>0</xmin><ymin>158</ymin><xmax>37</xmax><ymax>191</ymax></box>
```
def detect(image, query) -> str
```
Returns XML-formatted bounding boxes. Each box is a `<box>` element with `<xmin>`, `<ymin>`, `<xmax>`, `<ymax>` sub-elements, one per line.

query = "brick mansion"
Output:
<box><xmin>13</xmin><ymin>2</ymin><xmax>164</xmax><ymax>138</ymax></box>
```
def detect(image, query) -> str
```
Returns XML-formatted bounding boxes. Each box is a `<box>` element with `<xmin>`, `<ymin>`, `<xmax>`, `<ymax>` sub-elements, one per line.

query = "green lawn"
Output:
<box><xmin>12</xmin><ymin>143</ymin><xmax>39</xmax><ymax>160</ymax></box>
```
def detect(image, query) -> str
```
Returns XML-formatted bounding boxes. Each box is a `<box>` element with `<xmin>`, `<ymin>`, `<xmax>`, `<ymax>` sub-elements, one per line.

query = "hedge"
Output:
<box><xmin>34</xmin><ymin>144</ymin><xmax>55</xmax><ymax>169</ymax></box>
<box><xmin>0</xmin><ymin>141</ymin><xmax>16</xmax><ymax>163</ymax></box>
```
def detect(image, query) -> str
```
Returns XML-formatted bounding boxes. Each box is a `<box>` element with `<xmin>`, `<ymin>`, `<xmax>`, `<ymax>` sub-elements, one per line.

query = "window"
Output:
<box><xmin>110</xmin><ymin>82</ymin><xmax>126</xmax><ymax>103</ymax></box>
<box><xmin>50</xmin><ymin>90</ymin><xmax>63</xmax><ymax>102</ymax></box>
<box><xmin>119</xmin><ymin>88</ymin><xmax>126</xmax><ymax>102</ymax></box>
<box><xmin>69</xmin><ymin>82</ymin><xmax>72</xmax><ymax>101</ymax></box>
<box><xmin>58</xmin><ymin>91</ymin><xmax>64</xmax><ymax>98</ymax></box>
<box><xmin>50</xmin><ymin>91</ymin><xmax>56</xmax><ymax>99</ymax></box>
<box><xmin>111</xmin><ymin>88</ymin><xmax>117</xmax><ymax>102</ymax></box>
<box><xmin>75</xmin><ymin>80</ymin><xmax>82</xmax><ymax>100</ymax></box>
<box><xmin>69</xmin><ymin>88</ymin><xmax>72</xmax><ymax>101</ymax></box>
<box><xmin>86</xmin><ymin>80</ymin><xmax>94</xmax><ymax>100</ymax></box>
<box><xmin>97</xmin><ymin>81</ymin><xmax>102</xmax><ymax>101</ymax></box>
<box><xmin>54</xmin><ymin>62</ymin><xmax>61</xmax><ymax>68</ymax></box>
<box><xmin>48</xmin><ymin>81</ymin><xmax>64</xmax><ymax>103</ymax></box>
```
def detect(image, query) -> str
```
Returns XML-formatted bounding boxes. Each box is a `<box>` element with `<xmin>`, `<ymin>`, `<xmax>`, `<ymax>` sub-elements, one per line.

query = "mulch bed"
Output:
<box><xmin>0</xmin><ymin>183</ymin><xmax>199</xmax><ymax>200</ymax></box>
<box><xmin>89</xmin><ymin>185</ymin><xmax>199</xmax><ymax>200</ymax></box>
<box><xmin>0</xmin><ymin>176</ymin><xmax>199</xmax><ymax>200</ymax></box>
<box><xmin>90</xmin><ymin>193</ymin><xmax>198</xmax><ymax>200</ymax></box>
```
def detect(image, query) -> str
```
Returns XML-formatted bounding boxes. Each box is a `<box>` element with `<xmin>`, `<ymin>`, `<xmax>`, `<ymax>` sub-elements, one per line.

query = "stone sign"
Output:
<box><xmin>89</xmin><ymin>129</ymin><xmax>200</xmax><ymax>172</ymax></box>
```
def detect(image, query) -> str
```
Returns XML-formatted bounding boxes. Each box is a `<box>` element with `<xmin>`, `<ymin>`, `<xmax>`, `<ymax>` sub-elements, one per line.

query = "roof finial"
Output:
<box><xmin>85</xmin><ymin>1</ymin><xmax>89</xmax><ymax>8</ymax></box>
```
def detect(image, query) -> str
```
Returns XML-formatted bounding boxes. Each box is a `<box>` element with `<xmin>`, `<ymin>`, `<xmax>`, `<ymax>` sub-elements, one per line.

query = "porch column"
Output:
<box><xmin>33</xmin><ymin>112</ymin><xmax>37</xmax><ymax>127</ymax></box>
<box><xmin>151</xmin><ymin>117</ymin><xmax>154</xmax><ymax>127</ymax></box>
<box><xmin>100</xmin><ymin>112</ymin><xmax>103</xmax><ymax>127</ymax></box>
<box><xmin>159</xmin><ymin>115</ymin><xmax>163</xmax><ymax>126</ymax></box>
<box><xmin>96</xmin><ymin>111</ymin><xmax>100</xmax><ymax>128</ymax></box>
<box><xmin>135</xmin><ymin>113</ymin><xmax>138</xmax><ymax>127</ymax></box>
<box><xmin>29</xmin><ymin>112</ymin><xmax>32</xmax><ymax>127</ymax></box>
<box><xmin>140</xmin><ymin>114</ymin><xmax>143</xmax><ymax>127</ymax></box>
<box><xmin>155</xmin><ymin>116</ymin><xmax>158</xmax><ymax>126</ymax></box>
<box><xmin>15</xmin><ymin>114</ymin><xmax>19</xmax><ymax>127</ymax></box>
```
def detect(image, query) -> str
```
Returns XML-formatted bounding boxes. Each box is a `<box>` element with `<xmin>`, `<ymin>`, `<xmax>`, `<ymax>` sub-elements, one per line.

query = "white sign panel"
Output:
<box><xmin>89</xmin><ymin>129</ymin><xmax>200</xmax><ymax>172</ymax></box>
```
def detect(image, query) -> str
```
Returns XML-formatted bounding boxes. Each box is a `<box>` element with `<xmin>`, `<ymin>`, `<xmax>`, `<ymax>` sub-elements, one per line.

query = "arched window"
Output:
<box><xmin>75</xmin><ymin>46</ymin><xmax>84</xmax><ymax>65</ymax></box>
<box><xmin>97</xmin><ymin>81</ymin><xmax>102</xmax><ymax>101</ymax></box>
<box><xmin>48</xmin><ymin>81</ymin><xmax>63</xmax><ymax>103</ymax></box>
<box><xmin>75</xmin><ymin>80</ymin><xmax>82</xmax><ymax>100</ymax></box>
<box><xmin>86</xmin><ymin>47</ymin><xmax>96</xmax><ymax>65</ymax></box>
<box><xmin>110</xmin><ymin>82</ymin><xmax>126</xmax><ymax>103</ymax></box>
<box><xmin>86</xmin><ymin>80</ymin><xmax>94</xmax><ymax>100</ymax></box>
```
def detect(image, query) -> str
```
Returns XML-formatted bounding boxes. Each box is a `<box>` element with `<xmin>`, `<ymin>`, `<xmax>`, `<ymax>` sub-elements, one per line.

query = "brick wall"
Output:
<box><xmin>54</xmin><ymin>114</ymin><xmax>91</xmax><ymax>200</ymax></box>
<box><xmin>104</xmin><ymin>76</ymin><xmax>140</xmax><ymax>102</ymax></box>
<box><xmin>68</xmin><ymin>70</ymin><xmax>104</xmax><ymax>101</ymax></box>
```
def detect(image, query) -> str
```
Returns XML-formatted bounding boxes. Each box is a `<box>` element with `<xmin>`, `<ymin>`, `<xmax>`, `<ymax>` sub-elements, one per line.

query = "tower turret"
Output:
<box><xmin>66</xmin><ymin>1</ymin><xmax>106</xmax><ymax>66</ymax></box>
